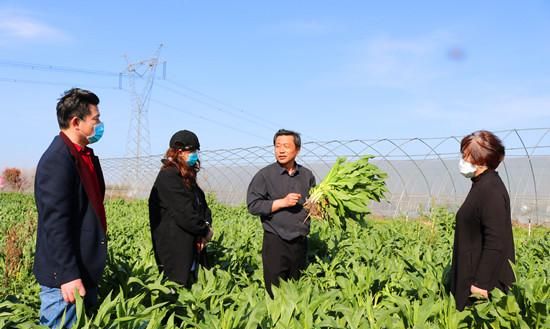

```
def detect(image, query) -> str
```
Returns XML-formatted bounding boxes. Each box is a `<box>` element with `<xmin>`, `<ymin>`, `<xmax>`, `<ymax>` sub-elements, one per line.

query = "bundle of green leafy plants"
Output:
<box><xmin>304</xmin><ymin>155</ymin><xmax>388</xmax><ymax>223</ymax></box>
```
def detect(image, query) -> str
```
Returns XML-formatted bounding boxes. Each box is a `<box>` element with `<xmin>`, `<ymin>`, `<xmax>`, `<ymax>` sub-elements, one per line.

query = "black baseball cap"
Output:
<box><xmin>169</xmin><ymin>130</ymin><xmax>200</xmax><ymax>150</ymax></box>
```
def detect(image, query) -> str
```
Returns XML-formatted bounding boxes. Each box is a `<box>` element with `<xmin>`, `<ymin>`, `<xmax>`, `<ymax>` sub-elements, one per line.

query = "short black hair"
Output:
<box><xmin>56</xmin><ymin>88</ymin><xmax>100</xmax><ymax>129</ymax></box>
<box><xmin>273</xmin><ymin>129</ymin><xmax>301</xmax><ymax>148</ymax></box>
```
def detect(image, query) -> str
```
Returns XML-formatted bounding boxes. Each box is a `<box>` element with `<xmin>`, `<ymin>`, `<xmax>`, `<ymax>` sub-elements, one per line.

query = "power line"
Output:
<box><xmin>1</xmin><ymin>59</ymin><xmax>290</xmax><ymax>128</ymax></box>
<box><xmin>0</xmin><ymin>60</ymin><xmax>125</xmax><ymax>77</ymax></box>
<box><xmin>0</xmin><ymin>73</ymin><xmax>268</xmax><ymax>139</ymax></box>
<box><xmin>0</xmin><ymin>77</ymin><xmax>122</xmax><ymax>90</ymax></box>
<box><xmin>160</xmin><ymin>79</ymin><xmax>319</xmax><ymax>140</ymax></box>
<box><xmin>156</xmin><ymin>81</ymin><xmax>278</xmax><ymax>131</ymax></box>
<box><xmin>150</xmin><ymin>97</ymin><xmax>266</xmax><ymax>140</ymax></box>
<box><xmin>0</xmin><ymin>58</ymin><xmax>317</xmax><ymax>140</ymax></box>
<box><xmin>162</xmin><ymin>78</ymin><xmax>281</xmax><ymax>130</ymax></box>
<box><xmin>0</xmin><ymin>60</ymin><xmax>277</xmax><ymax>130</ymax></box>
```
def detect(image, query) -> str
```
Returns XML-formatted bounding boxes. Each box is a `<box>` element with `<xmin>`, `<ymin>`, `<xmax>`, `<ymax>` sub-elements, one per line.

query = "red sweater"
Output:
<box><xmin>60</xmin><ymin>132</ymin><xmax>107</xmax><ymax>232</ymax></box>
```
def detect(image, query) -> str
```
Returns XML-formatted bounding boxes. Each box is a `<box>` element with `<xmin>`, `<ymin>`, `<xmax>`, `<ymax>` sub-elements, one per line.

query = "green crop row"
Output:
<box><xmin>0</xmin><ymin>192</ymin><xmax>548</xmax><ymax>328</ymax></box>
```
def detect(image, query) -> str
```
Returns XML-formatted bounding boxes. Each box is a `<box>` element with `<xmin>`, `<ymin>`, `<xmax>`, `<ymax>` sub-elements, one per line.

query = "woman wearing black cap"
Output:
<box><xmin>148</xmin><ymin>130</ymin><xmax>213</xmax><ymax>287</ymax></box>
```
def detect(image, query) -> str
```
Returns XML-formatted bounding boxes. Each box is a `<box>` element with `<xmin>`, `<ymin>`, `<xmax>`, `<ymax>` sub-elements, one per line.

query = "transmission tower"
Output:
<box><xmin>123</xmin><ymin>45</ymin><xmax>165</xmax><ymax>196</ymax></box>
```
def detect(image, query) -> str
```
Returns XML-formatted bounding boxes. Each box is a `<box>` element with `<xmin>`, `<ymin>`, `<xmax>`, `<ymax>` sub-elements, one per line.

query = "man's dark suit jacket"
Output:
<box><xmin>33</xmin><ymin>135</ymin><xmax>107</xmax><ymax>288</ymax></box>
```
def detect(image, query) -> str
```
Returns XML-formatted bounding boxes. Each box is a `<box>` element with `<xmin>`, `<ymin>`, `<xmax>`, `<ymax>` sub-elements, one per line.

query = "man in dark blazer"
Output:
<box><xmin>34</xmin><ymin>88</ymin><xmax>107</xmax><ymax>328</ymax></box>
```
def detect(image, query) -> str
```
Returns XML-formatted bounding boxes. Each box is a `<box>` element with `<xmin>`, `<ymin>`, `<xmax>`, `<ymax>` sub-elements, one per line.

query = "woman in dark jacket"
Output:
<box><xmin>450</xmin><ymin>130</ymin><xmax>515</xmax><ymax>311</ymax></box>
<box><xmin>149</xmin><ymin>130</ymin><xmax>213</xmax><ymax>287</ymax></box>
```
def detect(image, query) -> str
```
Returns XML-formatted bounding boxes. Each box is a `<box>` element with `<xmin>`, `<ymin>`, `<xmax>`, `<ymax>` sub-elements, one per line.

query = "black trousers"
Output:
<box><xmin>262</xmin><ymin>231</ymin><xmax>307</xmax><ymax>298</ymax></box>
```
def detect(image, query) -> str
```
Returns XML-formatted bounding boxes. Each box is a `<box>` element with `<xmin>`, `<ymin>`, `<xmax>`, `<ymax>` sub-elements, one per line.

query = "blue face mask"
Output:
<box><xmin>186</xmin><ymin>151</ymin><xmax>199</xmax><ymax>167</ymax></box>
<box><xmin>87</xmin><ymin>122</ymin><xmax>104</xmax><ymax>144</ymax></box>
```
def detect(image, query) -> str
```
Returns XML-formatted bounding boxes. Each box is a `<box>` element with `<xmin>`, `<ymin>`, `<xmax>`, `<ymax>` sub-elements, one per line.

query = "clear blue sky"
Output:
<box><xmin>1</xmin><ymin>0</ymin><xmax>549</xmax><ymax>169</ymax></box>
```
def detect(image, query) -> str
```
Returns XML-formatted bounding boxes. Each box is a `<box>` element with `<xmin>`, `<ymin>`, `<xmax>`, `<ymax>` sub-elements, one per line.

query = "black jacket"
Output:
<box><xmin>33</xmin><ymin>135</ymin><xmax>107</xmax><ymax>288</ymax></box>
<box><xmin>148</xmin><ymin>166</ymin><xmax>211</xmax><ymax>286</ymax></box>
<box><xmin>450</xmin><ymin>169</ymin><xmax>515</xmax><ymax>310</ymax></box>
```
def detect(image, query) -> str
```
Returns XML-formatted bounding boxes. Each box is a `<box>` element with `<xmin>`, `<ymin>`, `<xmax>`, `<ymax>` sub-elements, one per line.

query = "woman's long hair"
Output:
<box><xmin>161</xmin><ymin>148</ymin><xmax>199</xmax><ymax>188</ymax></box>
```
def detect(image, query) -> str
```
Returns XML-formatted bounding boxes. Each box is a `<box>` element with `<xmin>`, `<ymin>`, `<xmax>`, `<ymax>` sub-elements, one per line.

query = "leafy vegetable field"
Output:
<box><xmin>0</xmin><ymin>192</ymin><xmax>548</xmax><ymax>328</ymax></box>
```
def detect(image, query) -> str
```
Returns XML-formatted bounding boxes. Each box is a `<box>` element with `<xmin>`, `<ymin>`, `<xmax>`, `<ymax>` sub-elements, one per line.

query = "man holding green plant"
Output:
<box><xmin>247</xmin><ymin>129</ymin><xmax>316</xmax><ymax>297</ymax></box>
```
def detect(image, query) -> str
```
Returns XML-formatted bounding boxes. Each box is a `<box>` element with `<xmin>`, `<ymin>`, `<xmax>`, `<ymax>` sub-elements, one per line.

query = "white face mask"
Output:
<box><xmin>459</xmin><ymin>158</ymin><xmax>477</xmax><ymax>178</ymax></box>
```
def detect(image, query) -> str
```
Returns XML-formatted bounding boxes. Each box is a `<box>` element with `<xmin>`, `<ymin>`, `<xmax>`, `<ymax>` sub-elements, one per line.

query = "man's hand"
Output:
<box><xmin>283</xmin><ymin>193</ymin><xmax>302</xmax><ymax>207</ymax></box>
<box><xmin>196</xmin><ymin>228</ymin><xmax>214</xmax><ymax>252</ymax></box>
<box><xmin>272</xmin><ymin>193</ymin><xmax>302</xmax><ymax>212</ymax></box>
<box><xmin>470</xmin><ymin>284</ymin><xmax>488</xmax><ymax>299</ymax></box>
<box><xmin>60</xmin><ymin>278</ymin><xmax>86</xmax><ymax>304</ymax></box>
<box><xmin>196</xmin><ymin>237</ymin><xmax>207</xmax><ymax>252</ymax></box>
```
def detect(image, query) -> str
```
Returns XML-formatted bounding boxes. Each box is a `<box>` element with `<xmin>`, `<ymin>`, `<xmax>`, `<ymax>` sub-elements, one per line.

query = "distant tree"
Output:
<box><xmin>2</xmin><ymin>168</ymin><xmax>24</xmax><ymax>191</ymax></box>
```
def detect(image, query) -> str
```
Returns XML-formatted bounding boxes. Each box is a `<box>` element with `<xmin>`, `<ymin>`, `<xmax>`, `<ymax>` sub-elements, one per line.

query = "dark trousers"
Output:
<box><xmin>262</xmin><ymin>231</ymin><xmax>307</xmax><ymax>298</ymax></box>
